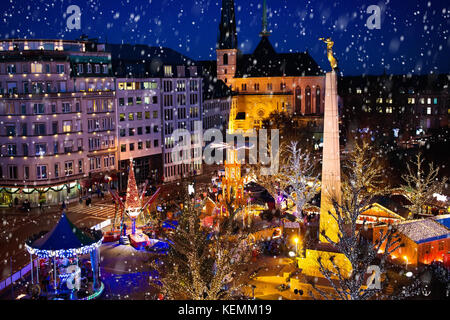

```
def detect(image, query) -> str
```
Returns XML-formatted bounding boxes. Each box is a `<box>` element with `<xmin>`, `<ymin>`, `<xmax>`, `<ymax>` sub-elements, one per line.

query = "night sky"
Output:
<box><xmin>0</xmin><ymin>0</ymin><xmax>449</xmax><ymax>76</ymax></box>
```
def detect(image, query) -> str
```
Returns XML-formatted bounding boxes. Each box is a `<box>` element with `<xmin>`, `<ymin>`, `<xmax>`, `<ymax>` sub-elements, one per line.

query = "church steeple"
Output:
<box><xmin>259</xmin><ymin>0</ymin><xmax>271</xmax><ymax>37</ymax></box>
<box><xmin>217</xmin><ymin>0</ymin><xmax>238</xmax><ymax>49</ymax></box>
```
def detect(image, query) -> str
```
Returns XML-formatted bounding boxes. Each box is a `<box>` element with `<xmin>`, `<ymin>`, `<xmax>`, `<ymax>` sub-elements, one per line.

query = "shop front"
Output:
<box><xmin>0</xmin><ymin>182</ymin><xmax>81</xmax><ymax>208</ymax></box>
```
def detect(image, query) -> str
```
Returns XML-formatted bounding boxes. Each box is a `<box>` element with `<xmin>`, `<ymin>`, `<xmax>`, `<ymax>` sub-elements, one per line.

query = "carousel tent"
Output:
<box><xmin>26</xmin><ymin>213</ymin><xmax>103</xmax><ymax>258</ymax></box>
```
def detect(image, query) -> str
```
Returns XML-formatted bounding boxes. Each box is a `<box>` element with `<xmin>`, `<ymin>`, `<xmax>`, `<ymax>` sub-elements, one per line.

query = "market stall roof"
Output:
<box><xmin>395</xmin><ymin>218</ymin><xmax>450</xmax><ymax>244</ymax></box>
<box><xmin>25</xmin><ymin>212</ymin><xmax>103</xmax><ymax>258</ymax></box>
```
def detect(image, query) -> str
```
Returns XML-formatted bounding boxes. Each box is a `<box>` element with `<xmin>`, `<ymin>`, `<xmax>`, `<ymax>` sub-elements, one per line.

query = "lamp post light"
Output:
<box><xmin>293</xmin><ymin>237</ymin><xmax>299</xmax><ymax>256</ymax></box>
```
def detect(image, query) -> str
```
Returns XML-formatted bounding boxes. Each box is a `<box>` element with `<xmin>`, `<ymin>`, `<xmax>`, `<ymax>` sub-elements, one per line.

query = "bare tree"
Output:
<box><xmin>281</xmin><ymin>141</ymin><xmax>320</xmax><ymax>220</ymax></box>
<box><xmin>310</xmin><ymin>141</ymin><xmax>402</xmax><ymax>300</ymax></box>
<box><xmin>248</xmin><ymin>140</ymin><xmax>320</xmax><ymax>218</ymax></box>
<box><xmin>401</xmin><ymin>153</ymin><xmax>448</xmax><ymax>219</ymax></box>
<box><xmin>245</xmin><ymin>142</ymin><xmax>289</xmax><ymax>210</ymax></box>
<box><xmin>151</xmin><ymin>190</ymin><xmax>255</xmax><ymax>300</ymax></box>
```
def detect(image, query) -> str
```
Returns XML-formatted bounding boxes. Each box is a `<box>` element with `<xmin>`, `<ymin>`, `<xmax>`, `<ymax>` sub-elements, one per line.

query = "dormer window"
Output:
<box><xmin>164</xmin><ymin>65</ymin><xmax>173</xmax><ymax>77</ymax></box>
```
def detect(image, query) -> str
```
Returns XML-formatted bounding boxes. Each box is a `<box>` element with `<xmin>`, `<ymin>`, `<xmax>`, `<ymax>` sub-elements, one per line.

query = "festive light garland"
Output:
<box><xmin>0</xmin><ymin>184</ymin><xmax>81</xmax><ymax>195</ymax></box>
<box><xmin>25</xmin><ymin>237</ymin><xmax>103</xmax><ymax>259</ymax></box>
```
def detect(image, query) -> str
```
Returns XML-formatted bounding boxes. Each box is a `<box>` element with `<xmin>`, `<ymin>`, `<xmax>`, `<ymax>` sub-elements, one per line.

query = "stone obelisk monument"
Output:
<box><xmin>296</xmin><ymin>38</ymin><xmax>351</xmax><ymax>280</ymax></box>
<box><xmin>319</xmin><ymin>70</ymin><xmax>341</xmax><ymax>243</ymax></box>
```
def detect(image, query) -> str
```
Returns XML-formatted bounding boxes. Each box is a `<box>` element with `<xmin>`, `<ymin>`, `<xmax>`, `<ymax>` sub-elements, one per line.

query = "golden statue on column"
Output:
<box><xmin>319</xmin><ymin>37</ymin><xmax>338</xmax><ymax>70</ymax></box>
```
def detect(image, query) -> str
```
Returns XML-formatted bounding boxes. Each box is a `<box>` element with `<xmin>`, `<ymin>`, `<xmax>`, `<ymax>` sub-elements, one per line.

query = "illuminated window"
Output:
<box><xmin>164</xmin><ymin>65</ymin><xmax>173</xmax><ymax>77</ymax></box>
<box><xmin>426</xmin><ymin>107</ymin><xmax>431</xmax><ymax>115</ymax></box>
<box><xmin>31</xmin><ymin>63</ymin><xmax>42</xmax><ymax>73</ymax></box>
<box><xmin>62</xmin><ymin>120</ymin><xmax>71</xmax><ymax>132</ymax></box>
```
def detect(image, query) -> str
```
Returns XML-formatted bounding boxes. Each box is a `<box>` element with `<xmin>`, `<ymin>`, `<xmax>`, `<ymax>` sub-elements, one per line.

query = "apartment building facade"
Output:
<box><xmin>115</xmin><ymin>78</ymin><xmax>163</xmax><ymax>187</ymax></box>
<box><xmin>0</xmin><ymin>39</ymin><xmax>117</xmax><ymax>206</ymax></box>
<box><xmin>160</xmin><ymin>65</ymin><xmax>203</xmax><ymax>182</ymax></box>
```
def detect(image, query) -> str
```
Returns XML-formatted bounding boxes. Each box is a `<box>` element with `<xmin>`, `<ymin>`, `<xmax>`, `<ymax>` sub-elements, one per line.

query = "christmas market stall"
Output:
<box><xmin>24</xmin><ymin>212</ymin><xmax>104</xmax><ymax>300</ymax></box>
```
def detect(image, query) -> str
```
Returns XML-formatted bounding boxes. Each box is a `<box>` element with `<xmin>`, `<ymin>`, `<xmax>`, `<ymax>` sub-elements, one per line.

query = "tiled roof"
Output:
<box><xmin>235</xmin><ymin>36</ymin><xmax>323</xmax><ymax>78</ymax></box>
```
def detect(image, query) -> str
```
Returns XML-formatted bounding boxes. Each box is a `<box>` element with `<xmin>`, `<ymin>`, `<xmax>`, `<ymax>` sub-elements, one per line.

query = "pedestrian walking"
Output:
<box><xmin>61</xmin><ymin>201</ymin><xmax>66</xmax><ymax>211</ymax></box>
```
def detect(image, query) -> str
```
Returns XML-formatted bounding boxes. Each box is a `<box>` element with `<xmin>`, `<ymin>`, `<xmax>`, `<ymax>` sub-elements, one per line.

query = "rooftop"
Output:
<box><xmin>395</xmin><ymin>218</ymin><xmax>450</xmax><ymax>244</ymax></box>
<box><xmin>234</xmin><ymin>36</ymin><xmax>323</xmax><ymax>78</ymax></box>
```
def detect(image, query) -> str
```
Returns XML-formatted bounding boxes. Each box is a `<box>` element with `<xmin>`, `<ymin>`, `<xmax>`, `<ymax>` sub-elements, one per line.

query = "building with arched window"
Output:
<box><xmin>202</xmin><ymin>0</ymin><xmax>326</xmax><ymax>135</ymax></box>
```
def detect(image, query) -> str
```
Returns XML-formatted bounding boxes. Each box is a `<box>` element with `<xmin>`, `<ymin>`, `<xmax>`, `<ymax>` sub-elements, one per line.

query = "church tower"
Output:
<box><xmin>217</xmin><ymin>0</ymin><xmax>238</xmax><ymax>87</ymax></box>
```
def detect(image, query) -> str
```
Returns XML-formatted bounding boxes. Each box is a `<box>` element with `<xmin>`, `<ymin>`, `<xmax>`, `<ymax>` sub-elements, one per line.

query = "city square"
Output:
<box><xmin>0</xmin><ymin>0</ymin><xmax>449</xmax><ymax>307</ymax></box>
